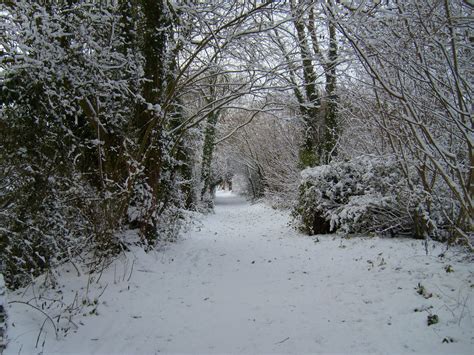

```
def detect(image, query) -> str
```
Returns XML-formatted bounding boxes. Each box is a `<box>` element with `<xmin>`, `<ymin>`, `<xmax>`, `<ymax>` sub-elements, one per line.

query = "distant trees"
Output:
<box><xmin>214</xmin><ymin>95</ymin><xmax>302</xmax><ymax>205</ymax></box>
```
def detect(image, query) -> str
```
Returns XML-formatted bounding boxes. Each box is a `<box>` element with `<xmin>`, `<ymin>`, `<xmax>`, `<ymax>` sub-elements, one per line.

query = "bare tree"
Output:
<box><xmin>332</xmin><ymin>0</ymin><xmax>473</xmax><ymax>242</ymax></box>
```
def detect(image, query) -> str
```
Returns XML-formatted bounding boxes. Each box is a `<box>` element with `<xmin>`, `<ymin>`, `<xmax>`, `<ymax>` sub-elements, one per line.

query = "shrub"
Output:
<box><xmin>293</xmin><ymin>156</ymin><xmax>449</xmax><ymax>239</ymax></box>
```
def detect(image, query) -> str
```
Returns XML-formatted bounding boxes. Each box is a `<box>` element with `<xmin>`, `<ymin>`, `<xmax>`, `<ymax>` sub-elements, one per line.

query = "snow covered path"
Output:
<box><xmin>6</xmin><ymin>191</ymin><xmax>474</xmax><ymax>354</ymax></box>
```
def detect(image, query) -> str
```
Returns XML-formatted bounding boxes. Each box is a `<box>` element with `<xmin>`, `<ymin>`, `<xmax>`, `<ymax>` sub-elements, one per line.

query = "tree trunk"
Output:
<box><xmin>201</xmin><ymin>111</ymin><xmax>219</xmax><ymax>201</ymax></box>
<box><xmin>136</xmin><ymin>0</ymin><xmax>173</xmax><ymax>242</ymax></box>
<box><xmin>323</xmin><ymin>8</ymin><xmax>338</xmax><ymax>163</ymax></box>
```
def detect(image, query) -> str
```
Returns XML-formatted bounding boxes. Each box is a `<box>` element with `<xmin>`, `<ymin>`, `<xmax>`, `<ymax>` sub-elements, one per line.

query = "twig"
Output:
<box><xmin>35</xmin><ymin>317</ymin><xmax>48</xmax><ymax>349</ymax></box>
<box><xmin>68</xmin><ymin>259</ymin><xmax>82</xmax><ymax>277</ymax></box>
<box><xmin>8</xmin><ymin>301</ymin><xmax>58</xmax><ymax>339</ymax></box>
<box><xmin>122</xmin><ymin>261</ymin><xmax>128</xmax><ymax>282</ymax></box>
<box><xmin>65</xmin><ymin>291</ymin><xmax>80</xmax><ymax>313</ymax></box>
<box><xmin>96</xmin><ymin>283</ymin><xmax>108</xmax><ymax>300</ymax></box>
<box><xmin>95</xmin><ymin>259</ymin><xmax>107</xmax><ymax>284</ymax></box>
<box><xmin>86</xmin><ymin>273</ymin><xmax>92</xmax><ymax>297</ymax></box>
<box><xmin>127</xmin><ymin>260</ymin><xmax>135</xmax><ymax>282</ymax></box>
<box><xmin>20</xmin><ymin>281</ymin><xmax>32</xmax><ymax>298</ymax></box>
<box><xmin>458</xmin><ymin>293</ymin><xmax>469</xmax><ymax>326</ymax></box>
<box><xmin>67</xmin><ymin>317</ymin><xmax>79</xmax><ymax>330</ymax></box>
<box><xmin>275</xmin><ymin>336</ymin><xmax>290</xmax><ymax>344</ymax></box>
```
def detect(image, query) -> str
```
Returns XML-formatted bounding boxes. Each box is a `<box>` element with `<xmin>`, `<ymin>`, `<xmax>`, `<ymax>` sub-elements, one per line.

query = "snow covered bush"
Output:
<box><xmin>293</xmin><ymin>156</ymin><xmax>451</xmax><ymax>239</ymax></box>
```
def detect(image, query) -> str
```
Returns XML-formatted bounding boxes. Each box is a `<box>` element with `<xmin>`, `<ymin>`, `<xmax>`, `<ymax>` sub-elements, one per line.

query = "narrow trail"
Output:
<box><xmin>6</xmin><ymin>192</ymin><xmax>473</xmax><ymax>354</ymax></box>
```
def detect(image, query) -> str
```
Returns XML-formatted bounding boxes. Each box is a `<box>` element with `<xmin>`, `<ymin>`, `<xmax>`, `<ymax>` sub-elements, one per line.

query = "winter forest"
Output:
<box><xmin>0</xmin><ymin>0</ymin><xmax>473</xmax><ymax>354</ymax></box>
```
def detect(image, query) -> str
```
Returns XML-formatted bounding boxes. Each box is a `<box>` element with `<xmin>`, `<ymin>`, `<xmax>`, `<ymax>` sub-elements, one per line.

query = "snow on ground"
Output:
<box><xmin>0</xmin><ymin>274</ymin><xmax>6</xmax><ymax>351</ymax></box>
<box><xmin>5</xmin><ymin>191</ymin><xmax>474</xmax><ymax>354</ymax></box>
